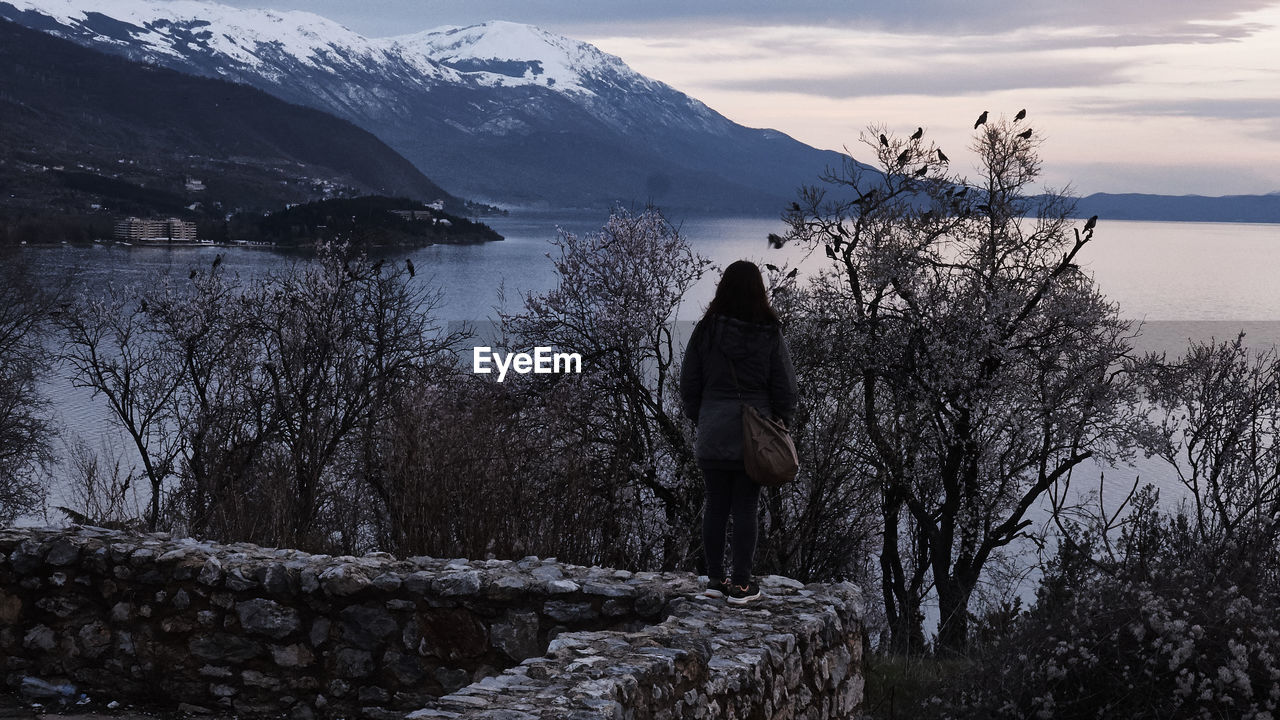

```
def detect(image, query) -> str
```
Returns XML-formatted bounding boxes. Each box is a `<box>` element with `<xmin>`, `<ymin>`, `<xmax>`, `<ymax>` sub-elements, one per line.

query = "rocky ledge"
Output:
<box><xmin>0</xmin><ymin>526</ymin><xmax>862</xmax><ymax>719</ymax></box>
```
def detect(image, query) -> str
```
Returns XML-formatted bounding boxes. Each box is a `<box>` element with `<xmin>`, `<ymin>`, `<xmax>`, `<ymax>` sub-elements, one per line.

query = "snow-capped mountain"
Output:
<box><xmin>1</xmin><ymin>0</ymin><xmax>845</xmax><ymax>211</ymax></box>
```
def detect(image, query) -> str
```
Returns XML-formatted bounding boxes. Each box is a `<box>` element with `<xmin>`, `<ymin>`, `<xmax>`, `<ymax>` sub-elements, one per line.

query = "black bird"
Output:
<box><xmin>955</xmin><ymin>186</ymin><xmax>968</xmax><ymax>198</ymax></box>
<box><xmin>767</xmin><ymin>233</ymin><xmax>785</xmax><ymax>249</ymax></box>
<box><xmin>937</xmin><ymin>149</ymin><xmax>949</xmax><ymax>163</ymax></box>
<box><xmin>879</xmin><ymin>133</ymin><xmax>889</xmax><ymax>147</ymax></box>
<box><xmin>1017</xmin><ymin>128</ymin><xmax>1033</xmax><ymax>139</ymax></box>
<box><xmin>372</xmin><ymin>258</ymin><xmax>384</xmax><ymax>274</ymax></box>
<box><xmin>212</xmin><ymin>253</ymin><xmax>223</xmax><ymax>270</ymax></box>
<box><xmin>786</xmin><ymin>268</ymin><xmax>798</xmax><ymax>280</ymax></box>
<box><xmin>1015</xmin><ymin>108</ymin><xmax>1027</xmax><ymax>122</ymax></box>
<box><xmin>974</xmin><ymin>110</ymin><xmax>988</xmax><ymax>129</ymax></box>
<box><xmin>914</xmin><ymin>166</ymin><xmax>928</xmax><ymax>177</ymax></box>
<box><xmin>896</xmin><ymin>149</ymin><xmax>912</xmax><ymax>164</ymax></box>
<box><xmin>1084</xmin><ymin>215</ymin><xmax>1098</xmax><ymax>231</ymax></box>
<box><xmin>825</xmin><ymin>244</ymin><xmax>836</xmax><ymax>259</ymax></box>
<box><xmin>910</xmin><ymin>127</ymin><xmax>923</xmax><ymax>141</ymax></box>
<box><xmin>405</xmin><ymin>258</ymin><xmax>415</xmax><ymax>277</ymax></box>
<box><xmin>189</xmin><ymin>268</ymin><xmax>197</xmax><ymax>280</ymax></box>
<box><xmin>789</xmin><ymin>201</ymin><xmax>802</xmax><ymax>212</ymax></box>
<box><xmin>765</xmin><ymin>263</ymin><xmax>780</xmax><ymax>273</ymax></box>
<box><xmin>139</xmin><ymin>299</ymin><xmax>148</xmax><ymax>313</ymax></box>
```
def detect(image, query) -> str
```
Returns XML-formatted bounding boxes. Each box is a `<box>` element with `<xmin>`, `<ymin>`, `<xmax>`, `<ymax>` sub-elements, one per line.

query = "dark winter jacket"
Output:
<box><xmin>680</xmin><ymin>313</ymin><xmax>798</xmax><ymax>468</ymax></box>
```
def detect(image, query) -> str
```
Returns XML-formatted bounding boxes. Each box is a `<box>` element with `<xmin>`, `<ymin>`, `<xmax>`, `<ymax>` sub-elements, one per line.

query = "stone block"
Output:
<box><xmin>334</xmin><ymin>648</ymin><xmax>374</xmax><ymax>678</ymax></box>
<box><xmin>338</xmin><ymin>604</ymin><xmax>399</xmax><ymax>647</ymax></box>
<box><xmin>543</xmin><ymin>600</ymin><xmax>597</xmax><ymax>624</ymax></box>
<box><xmin>236</xmin><ymin>598</ymin><xmax>301</xmax><ymax>639</ymax></box>
<box><xmin>490</xmin><ymin>610</ymin><xmax>542</xmax><ymax>662</ymax></box>
<box><xmin>431</xmin><ymin>571</ymin><xmax>481</xmax><ymax>597</ymax></box>
<box><xmin>272</xmin><ymin>643</ymin><xmax>315</xmax><ymax>668</ymax></box>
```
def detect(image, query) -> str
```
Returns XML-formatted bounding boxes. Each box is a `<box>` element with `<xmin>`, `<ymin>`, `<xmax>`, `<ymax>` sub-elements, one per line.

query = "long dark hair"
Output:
<box><xmin>704</xmin><ymin>260</ymin><xmax>779</xmax><ymax>325</ymax></box>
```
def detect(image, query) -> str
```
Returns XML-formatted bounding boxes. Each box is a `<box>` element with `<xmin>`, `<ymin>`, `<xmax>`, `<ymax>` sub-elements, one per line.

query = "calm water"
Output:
<box><xmin>11</xmin><ymin>216</ymin><xmax>1280</xmax><ymax>518</ymax></box>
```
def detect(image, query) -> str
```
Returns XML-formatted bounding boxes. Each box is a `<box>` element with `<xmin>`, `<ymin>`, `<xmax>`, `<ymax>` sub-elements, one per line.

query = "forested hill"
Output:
<box><xmin>226</xmin><ymin>196</ymin><xmax>502</xmax><ymax>247</ymax></box>
<box><xmin>0</xmin><ymin>18</ymin><xmax>469</xmax><ymax>231</ymax></box>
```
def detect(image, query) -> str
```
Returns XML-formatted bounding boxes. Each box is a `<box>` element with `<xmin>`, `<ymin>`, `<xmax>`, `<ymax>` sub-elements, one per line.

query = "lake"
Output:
<box><xmin>11</xmin><ymin>215</ymin><xmax>1280</xmax><ymax>520</ymax></box>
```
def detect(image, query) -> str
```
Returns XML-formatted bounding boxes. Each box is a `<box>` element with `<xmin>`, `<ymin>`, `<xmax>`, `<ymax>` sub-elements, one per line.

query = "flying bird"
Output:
<box><xmin>1017</xmin><ymin>128</ymin><xmax>1033</xmax><ymax>139</ymax></box>
<box><xmin>974</xmin><ymin>110</ymin><xmax>988</xmax><ymax>129</ymax></box>
<box><xmin>896</xmin><ymin>149</ymin><xmax>912</xmax><ymax>164</ymax></box>
<box><xmin>879</xmin><ymin>133</ymin><xmax>889</xmax><ymax>147</ymax></box>
<box><xmin>910</xmin><ymin>127</ymin><xmax>923</xmax><ymax>141</ymax></box>
<box><xmin>937</xmin><ymin>149</ymin><xmax>949</xmax><ymax>163</ymax></box>
<box><xmin>405</xmin><ymin>258</ymin><xmax>415</xmax><ymax>277</ymax></box>
<box><xmin>1084</xmin><ymin>215</ymin><xmax>1098</xmax><ymax>231</ymax></box>
<box><xmin>1015</xmin><ymin>108</ymin><xmax>1027</xmax><ymax>122</ymax></box>
<box><xmin>767</xmin><ymin>233</ymin><xmax>786</xmax><ymax>249</ymax></box>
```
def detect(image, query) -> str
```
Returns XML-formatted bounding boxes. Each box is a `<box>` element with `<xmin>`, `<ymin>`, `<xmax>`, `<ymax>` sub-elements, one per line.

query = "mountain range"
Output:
<box><xmin>0</xmin><ymin>0</ymin><xmax>848</xmax><ymax>214</ymax></box>
<box><xmin>2</xmin><ymin>0</ymin><xmax>1279</xmax><ymax>221</ymax></box>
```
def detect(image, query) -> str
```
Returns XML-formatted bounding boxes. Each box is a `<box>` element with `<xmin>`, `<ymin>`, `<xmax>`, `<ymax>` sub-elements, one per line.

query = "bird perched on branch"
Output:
<box><xmin>974</xmin><ymin>110</ymin><xmax>988</xmax><ymax>128</ymax></box>
<box><xmin>1084</xmin><ymin>215</ymin><xmax>1098</xmax><ymax>231</ymax></box>
<box><xmin>405</xmin><ymin>258</ymin><xmax>415</xmax><ymax>277</ymax></box>
<box><xmin>937</xmin><ymin>149</ymin><xmax>949</xmax><ymax>163</ymax></box>
<box><xmin>1015</xmin><ymin>108</ymin><xmax>1027</xmax><ymax>122</ymax></box>
<box><xmin>879</xmin><ymin>133</ymin><xmax>889</xmax><ymax>147</ymax></box>
<box><xmin>914</xmin><ymin>166</ymin><xmax>928</xmax><ymax>177</ymax></box>
<box><xmin>910</xmin><ymin>127</ymin><xmax>923</xmax><ymax>140</ymax></box>
<box><xmin>212</xmin><ymin>253</ymin><xmax>222</xmax><ymax>270</ymax></box>
<box><xmin>897</xmin><ymin>149</ymin><xmax>912</xmax><ymax>164</ymax></box>
<box><xmin>1017</xmin><ymin>128</ymin><xmax>1033</xmax><ymax>139</ymax></box>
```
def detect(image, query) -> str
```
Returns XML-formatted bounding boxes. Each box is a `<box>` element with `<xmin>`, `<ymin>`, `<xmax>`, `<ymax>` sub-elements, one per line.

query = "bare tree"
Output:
<box><xmin>782</xmin><ymin>115</ymin><xmax>1140</xmax><ymax>652</ymax></box>
<box><xmin>754</xmin><ymin>267</ymin><xmax>881</xmax><ymax>586</ymax></box>
<box><xmin>0</xmin><ymin>255</ymin><xmax>55</xmax><ymax>523</ymax></box>
<box><xmin>1137</xmin><ymin>334</ymin><xmax>1280</xmax><ymax>545</ymax></box>
<box><xmin>57</xmin><ymin>287</ymin><xmax>182</xmax><ymax>531</ymax></box>
<box><xmin>56</xmin><ymin>248</ymin><xmax>460</xmax><ymax>550</ymax></box>
<box><xmin>502</xmin><ymin>207</ymin><xmax>713</xmax><ymax>571</ymax></box>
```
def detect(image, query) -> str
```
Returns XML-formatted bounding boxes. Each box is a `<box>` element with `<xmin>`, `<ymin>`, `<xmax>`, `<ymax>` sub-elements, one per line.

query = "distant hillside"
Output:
<box><xmin>1077</xmin><ymin>193</ymin><xmax>1280</xmax><ymax>224</ymax></box>
<box><xmin>0</xmin><ymin>17</ymin><xmax>472</xmax><ymax>243</ymax></box>
<box><xmin>226</xmin><ymin>196</ymin><xmax>502</xmax><ymax>247</ymax></box>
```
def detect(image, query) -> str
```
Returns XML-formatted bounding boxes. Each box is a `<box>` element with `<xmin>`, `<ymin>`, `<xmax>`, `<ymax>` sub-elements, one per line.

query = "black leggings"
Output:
<box><xmin>701</xmin><ymin>466</ymin><xmax>760</xmax><ymax>586</ymax></box>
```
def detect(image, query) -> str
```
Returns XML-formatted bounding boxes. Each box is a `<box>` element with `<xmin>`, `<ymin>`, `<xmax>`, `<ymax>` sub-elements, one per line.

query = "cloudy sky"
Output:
<box><xmin>217</xmin><ymin>0</ymin><xmax>1280</xmax><ymax>196</ymax></box>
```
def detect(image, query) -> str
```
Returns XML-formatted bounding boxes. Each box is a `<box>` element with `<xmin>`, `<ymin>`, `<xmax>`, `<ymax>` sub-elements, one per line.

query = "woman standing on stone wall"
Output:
<box><xmin>679</xmin><ymin>260</ymin><xmax>798</xmax><ymax>604</ymax></box>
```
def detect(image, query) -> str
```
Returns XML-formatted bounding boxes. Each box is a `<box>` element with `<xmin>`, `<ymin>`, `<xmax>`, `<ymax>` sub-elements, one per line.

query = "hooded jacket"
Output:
<box><xmin>680</xmin><ymin>313</ymin><xmax>798</xmax><ymax>468</ymax></box>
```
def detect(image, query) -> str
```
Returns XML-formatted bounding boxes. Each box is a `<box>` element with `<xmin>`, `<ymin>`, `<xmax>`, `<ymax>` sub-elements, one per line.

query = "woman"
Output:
<box><xmin>680</xmin><ymin>260</ymin><xmax>797</xmax><ymax>604</ymax></box>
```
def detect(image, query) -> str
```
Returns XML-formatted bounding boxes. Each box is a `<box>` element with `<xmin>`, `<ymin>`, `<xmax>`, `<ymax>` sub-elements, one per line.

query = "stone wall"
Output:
<box><xmin>1</xmin><ymin>526</ymin><xmax>863</xmax><ymax>719</ymax></box>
